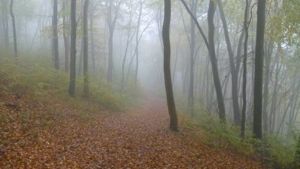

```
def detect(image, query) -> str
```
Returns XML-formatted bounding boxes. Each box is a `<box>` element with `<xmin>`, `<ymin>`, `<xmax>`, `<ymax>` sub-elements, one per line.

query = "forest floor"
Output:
<box><xmin>0</xmin><ymin>91</ymin><xmax>266</xmax><ymax>169</ymax></box>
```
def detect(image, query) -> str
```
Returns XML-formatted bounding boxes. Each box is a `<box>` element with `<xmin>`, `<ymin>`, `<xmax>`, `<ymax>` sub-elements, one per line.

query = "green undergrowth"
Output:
<box><xmin>0</xmin><ymin>55</ymin><xmax>138</xmax><ymax>113</ymax></box>
<box><xmin>180</xmin><ymin>104</ymin><xmax>298</xmax><ymax>169</ymax></box>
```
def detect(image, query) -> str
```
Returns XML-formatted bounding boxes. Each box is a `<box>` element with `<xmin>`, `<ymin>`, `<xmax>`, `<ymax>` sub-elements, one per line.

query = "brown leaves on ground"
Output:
<box><xmin>0</xmin><ymin>94</ymin><xmax>266</xmax><ymax>169</ymax></box>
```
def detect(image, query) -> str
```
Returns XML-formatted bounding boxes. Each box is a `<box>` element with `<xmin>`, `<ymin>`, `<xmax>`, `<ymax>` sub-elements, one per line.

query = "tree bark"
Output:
<box><xmin>1</xmin><ymin>0</ymin><xmax>9</xmax><ymax>49</ymax></box>
<box><xmin>188</xmin><ymin>0</ymin><xmax>197</xmax><ymax>116</ymax></box>
<box><xmin>253</xmin><ymin>0</ymin><xmax>266</xmax><ymax>139</ymax></box>
<box><xmin>68</xmin><ymin>0</ymin><xmax>77</xmax><ymax>96</ymax></box>
<box><xmin>269</xmin><ymin>45</ymin><xmax>281</xmax><ymax>134</ymax></box>
<box><xmin>180</xmin><ymin>0</ymin><xmax>226</xmax><ymax>121</ymax></box>
<box><xmin>134</xmin><ymin>0</ymin><xmax>143</xmax><ymax>85</ymax></box>
<box><xmin>163</xmin><ymin>0</ymin><xmax>178</xmax><ymax>131</ymax></box>
<box><xmin>10</xmin><ymin>0</ymin><xmax>18</xmax><ymax>58</ymax></box>
<box><xmin>52</xmin><ymin>0</ymin><xmax>59</xmax><ymax>69</ymax></box>
<box><xmin>241</xmin><ymin>0</ymin><xmax>249</xmax><ymax>138</ymax></box>
<box><xmin>121</xmin><ymin>1</ymin><xmax>134</xmax><ymax>90</ymax></box>
<box><xmin>63</xmin><ymin>0</ymin><xmax>70</xmax><ymax>72</ymax></box>
<box><xmin>216</xmin><ymin>0</ymin><xmax>240</xmax><ymax>125</ymax></box>
<box><xmin>207</xmin><ymin>0</ymin><xmax>226</xmax><ymax>122</ymax></box>
<box><xmin>90</xmin><ymin>6</ymin><xmax>96</xmax><ymax>74</ymax></box>
<box><xmin>106</xmin><ymin>0</ymin><xmax>121</xmax><ymax>83</ymax></box>
<box><xmin>83</xmin><ymin>0</ymin><xmax>89</xmax><ymax>97</ymax></box>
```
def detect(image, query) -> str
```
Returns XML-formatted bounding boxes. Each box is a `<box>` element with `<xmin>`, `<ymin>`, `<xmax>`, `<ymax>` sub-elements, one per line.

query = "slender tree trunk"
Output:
<box><xmin>188</xmin><ymin>0</ymin><xmax>197</xmax><ymax>116</ymax></box>
<box><xmin>163</xmin><ymin>0</ymin><xmax>178</xmax><ymax>131</ymax></box>
<box><xmin>1</xmin><ymin>0</ymin><xmax>9</xmax><ymax>49</ymax></box>
<box><xmin>262</xmin><ymin>43</ymin><xmax>273</xmax><ymax>134</ymax></box>
<box><xmin>68</xmin><ymin>0</ymin><xmax>77</xmax><ymax>96</ymax></box>
<box><xmin>134</xmin><ymin>0</ymin><xmax>143</xmax><ymax>85</ymax></box>
<box><xmin>63</xmin><ymin>0</ymin><xmax>70</xmax><ymax>72</ymax></box>
<box><xmin>241</xmin><ymin>0</ymin><xmax>249</xmax><ymax>138</ymax></box>
<box><xmin>207</xmin><ymin>0</ymin><xmax>226</xmax><ymax>122</ymax></box>
<box><xmin>52</xmin><ymin>0</ymin><xmax>59</xmax><ymax>69</ymax></box>
<box><xmin>121</xmin><ymin>4</ymin><xmax>133</xmax><ymax>90</ymax></box>
<box><xmin>90</xmin><ymin>8</ymin><xmax>96</xmax><ymax>74</ymax></box>
<box><xmin>269</xmin><ymin>45</ymin><xmax>281</xmax><ymax>134</ymax></box>
<box><xmin>107</xmin><ymin>31</ymin><xmax>114</xmax><ymax>82</ymax></box>
<box><xmin>106</xmin><ymin>0</ymin><xmax>115</xmax><ymax>83</ymax></box>
<box><xmin>253</xmin><ymin>0</ymin><xmax>266</xmax><ymax>139</ymax></box>
<box><xmin>217</xmin><ymin>0</ymin><xmax>240</xmax><ymax>124</ymax></box>
<box><xmin>83</xmin><ymin>0</ymin><xmax>89</xmax><ymax>97</ymax></box>
<box><xmin>180</xmin><ymin>0</ymin><xmax>226</xmax><ymax>121</ymax></box>
<box><xmin>10</xmin><ymin>0</ymin><xmax>17</xmax><ymax>58</ymax></box>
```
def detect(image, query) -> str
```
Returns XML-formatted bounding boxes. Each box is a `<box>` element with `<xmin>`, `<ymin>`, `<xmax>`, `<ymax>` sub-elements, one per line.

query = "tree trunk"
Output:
<box><xmin>52</xmin><ymin>0</ymin><xmax>59</xmax><ymax>69</ymax></box>
<box><xmin>106</xmin><ymin>0</ymin><xmax>115</xmax><ymax>83</ymax></box>
<box><xmin>163</xmin><ymin>0</ymin><xmax>178</xmax><ymax>131</ymax></box>
<box><xmin>180</xmin><ymin>0</ymin><xmax>226</xmax><ymax>121</ymax></box>
<box><xmin>217</xmin><ymin>0</ymin><xmax>240</xmax><ymax>124</ymax></box>
<box><xmin>1</xmin><ymin>0</ymin><xmax>9</xmax><ymax>49</ymax></box>
<box><xmin>83</xmin><ymin>0</ymin><xmax>89</xmax><ymax>97</ymax></box>
<box><xmin>63</xmin><ymin>0</ymin><xmax>70</xmax><ymax>72</ymax></box>
<box><xmin>134</xmin><ymin>0</ymin><xmax>143</xmax><ymax>85</ymax></box>
<box><xmin>253</xmin><ymin>0</ymin><xmax>266</xmax><ymax>139</ymax></box>
<box><xmin>207</xmin><ymin>0</ymin><xmax>226</xmax><ymax>122</ymax></box>
<box><xmin>188</xmin><ymin>0</ymin><xmax>197</xmax><ymax>116</ymax></box>
<box><xmin>269</xmin><ymin>45</ymin><xmax>281</xmax><ymax>134</ymax></box>
<box><xmin>90</xmin><ymin>7</ymin><xmax>96</xmax><ymax>74</ymax></box>
<box><xmin>10</xmin><ymin>0</ymin><xmax>18</xmax><ymax>58</ymax></box>
<box><xmin>121</xmin><ymin>3</ymin><xmax>133</xmax><ymax>90</ymax></box>
<box><xmin>241</xmin><ymin>0</ymin><xmax>249</xmax><ymax>138</ymax></box>
<box><xmin>262</xmin><ymin>42</ymin><xmax>273</xmax><ymax>134</ymax></box>
<box><xmin>68</xmin><ymin>0</ymin><xmax>77</xmax><ymax>96</ymax></box>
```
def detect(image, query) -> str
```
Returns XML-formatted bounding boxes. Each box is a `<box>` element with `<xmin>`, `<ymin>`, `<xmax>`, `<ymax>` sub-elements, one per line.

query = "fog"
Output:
<box><xmin>0</xmin><ymin>0</ymin><xmax>300</xmax><ymax>168</ymax></box>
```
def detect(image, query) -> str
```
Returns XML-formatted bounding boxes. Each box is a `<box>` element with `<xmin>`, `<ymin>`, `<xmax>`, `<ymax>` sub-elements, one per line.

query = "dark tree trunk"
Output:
<box><xmin>52</xmin><ymin>0</ymin><xmax>59</xmax><ymax>69</ymax></box>
<box><xmin>163</xmin><ymin>0</ymin><xmax>178</xmax><ymax>132</ymax></box>
<box><xmin>217</xmin><ymin>0</ymin><xmax>240</xmax><ymax>125</ymax></box>
<box><xmin>253</xmin><ymin>0</ymin><xmax>266</xmax><ymax>139</ymax></box>
<box><xmin>68</xmin><ymin>0</ymin><xmax>77</xmax><ymax>96</ymax></box>
<box><xmin>83</xmin><ymin>0</ymin><xmax>89</xmax><ymax>97</ymax></box>
<box><xmin>207</xmin><ymin>0</ymin><xmax>226</xmax><ymax>122</ymax></box>
<box><xmin>10</xmin><ymin>0</ymin><xmax>18</xmax><ymax>58</ymax></box>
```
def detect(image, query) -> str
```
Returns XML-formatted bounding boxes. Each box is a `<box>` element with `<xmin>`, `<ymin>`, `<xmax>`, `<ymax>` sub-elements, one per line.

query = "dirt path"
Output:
<box><xmin>0</xmin><ymin>96</ymin><xmax>265</xmax><ymax>169</ymax></box>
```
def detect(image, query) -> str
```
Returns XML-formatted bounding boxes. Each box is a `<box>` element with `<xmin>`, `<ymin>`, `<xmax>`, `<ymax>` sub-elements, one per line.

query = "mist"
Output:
<box><xmin>0</xmin><ymin>0</ymin><xmax>300</xmax><ymax>168</ymax></box>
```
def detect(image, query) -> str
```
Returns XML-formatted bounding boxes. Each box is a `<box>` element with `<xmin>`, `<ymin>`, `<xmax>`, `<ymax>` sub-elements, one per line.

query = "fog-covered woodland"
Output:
<box><xmin>0</xmin><ymin>0</ymin><xmax>300</xmax><ymax>168</ymax></box>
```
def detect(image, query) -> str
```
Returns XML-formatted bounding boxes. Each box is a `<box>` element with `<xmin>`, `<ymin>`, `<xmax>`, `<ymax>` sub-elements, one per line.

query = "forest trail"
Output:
<box><xmin>0</xmin><ymin>95</ymin><xmax>265</xmax><ymax>169</ymax></box>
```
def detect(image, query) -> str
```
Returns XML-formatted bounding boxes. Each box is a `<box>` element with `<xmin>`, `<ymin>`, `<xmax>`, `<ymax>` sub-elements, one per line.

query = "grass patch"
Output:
<box><xmin>0</xmin><ymin>55</ymin><xmax>137</xmax><ymax>112</ymax></box>
<box><xmin>179</xmin><ymin>104</ymin><xmax>298</xmax><ymax>169</ymax></box>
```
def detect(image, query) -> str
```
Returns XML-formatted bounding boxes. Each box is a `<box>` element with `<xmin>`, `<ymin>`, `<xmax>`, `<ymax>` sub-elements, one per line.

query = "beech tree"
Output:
<box><xmin>163</xmin><ymin>0</ymin><xmax>178</xmax><ymax>131</ymax></box>
<box><xmin>253</xmin><ymin>0</ymin><xmax>267</xmax><ymax>139</ymax></box>
<box><xmin>10</xmin><ymin>0</ymin><xmax>17</xmax><ymax>58</ymax></box>
<box><xmin>83</xmin><ymin>0</ymin><xmax>89</xmax><ymax>97</ymax></box>
<box><xmin>52</xmin><ymin>0</ymin><xmax>59</xmax><ymax>69</ymax></box>
<box><xmin>180</xmin><ymin>0</ymin><xmax>226</xmax><ymax>121</ymax></box>
<box><xmin>68</xmin><ymin>0</ymin><xmax>77</xmax><ymax>96</ymax></box>
<box><xmin>106</xmin><ymin>0</ymin><xmax>122</xmax><ymax>83</ymax></box>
